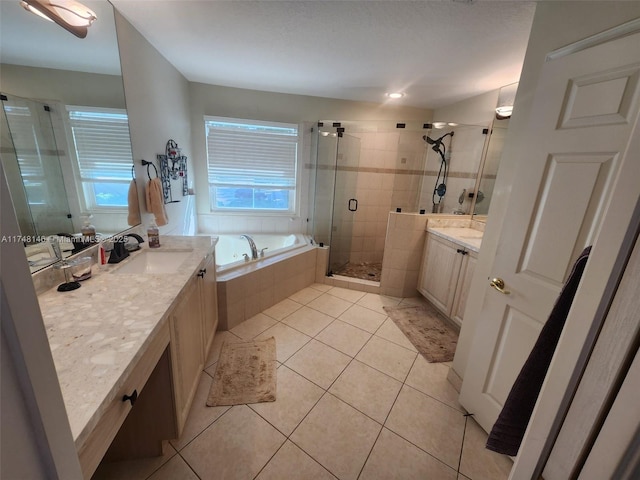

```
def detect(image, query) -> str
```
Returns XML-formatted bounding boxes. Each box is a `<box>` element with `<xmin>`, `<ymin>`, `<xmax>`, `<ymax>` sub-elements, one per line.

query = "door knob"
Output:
<box><xmin>490</xmin><ymin>277</ymin><xmax>510</xmax><ymax>294</ymax></box>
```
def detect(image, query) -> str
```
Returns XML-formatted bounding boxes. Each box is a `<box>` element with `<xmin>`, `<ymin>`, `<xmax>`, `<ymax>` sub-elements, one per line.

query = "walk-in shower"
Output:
<box><xmin>310</xmin><ymin>120</ymin><xmax>490</xmax><ymax>283</ymax></box>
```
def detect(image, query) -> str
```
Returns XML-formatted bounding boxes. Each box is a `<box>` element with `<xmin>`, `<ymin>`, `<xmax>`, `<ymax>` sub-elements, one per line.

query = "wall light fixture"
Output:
<box><xmin>496</xmin><ymin>82</ymin><xmax>519</xmax><ymax>119</ymax></box>
<box><xmin>20</xmin><ymin>0</ymin><xmax>97</xmax><ymax>38</ymax></box>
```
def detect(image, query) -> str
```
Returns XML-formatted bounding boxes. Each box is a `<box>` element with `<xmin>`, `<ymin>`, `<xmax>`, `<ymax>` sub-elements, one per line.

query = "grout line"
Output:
<box><xmin>176</xmin><ymin>450</ymin><xmax>203</xmax><ymax>480</ymax></box>
<box><xmin>457</xmin><ymin>413</ymin><xmax>472</xmax><ymax>474</ymax></box>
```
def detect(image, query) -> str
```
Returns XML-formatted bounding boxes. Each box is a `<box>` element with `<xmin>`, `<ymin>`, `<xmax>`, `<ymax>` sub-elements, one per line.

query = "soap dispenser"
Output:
<box><xmin>81</xmin><ymin>214</ymin><xmax>96</xmax><ymax>243</ymax></box>
<box><xmin>148</xmin><ymin>221</ymin><xmax>160</xmax><ymax>248</ymax></box>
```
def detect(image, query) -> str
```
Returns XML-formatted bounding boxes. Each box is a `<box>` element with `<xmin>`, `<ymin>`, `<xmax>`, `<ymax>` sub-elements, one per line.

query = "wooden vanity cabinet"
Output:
<box><xmin>169</xmin><ymin>274</ymin><xmax>204</xmax><ymax>435</ymax></box>
<box><xmin>451</xmin><ymin>249</ymin><xmax>477</xmax><ymax>326</ymax></box>
<box><xmin>199</xmin><ymin>252</ymin><xmax>218</xmax><ymax>357</ymax></box>
<box><xmin>169</xmin><ymin>252</ymin><xmax>219</xmax><ymax>436</ymax></box>
<box><xmin>418</xmin><ymin>233</ymin><xmax>478</xmax><ymax>326</ymax></box>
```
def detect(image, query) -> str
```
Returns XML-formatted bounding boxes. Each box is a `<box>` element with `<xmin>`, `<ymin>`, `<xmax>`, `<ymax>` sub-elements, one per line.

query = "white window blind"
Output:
<box><xmin>67</xmin><ymin>106</ymin><xmax>133</xmax><ymax>208</ymax></box>
<box><xmin>205</xmin><ymin>117</ymin><xmax>298</xmax><ymax>212</ymax></box>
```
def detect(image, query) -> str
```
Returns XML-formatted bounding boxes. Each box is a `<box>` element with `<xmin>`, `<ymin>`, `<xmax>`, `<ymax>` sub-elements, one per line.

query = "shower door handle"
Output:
<box><xmin>348</xmin><ymin>198</ymin><xmax>358</xmax><ymax>212</ymax></box>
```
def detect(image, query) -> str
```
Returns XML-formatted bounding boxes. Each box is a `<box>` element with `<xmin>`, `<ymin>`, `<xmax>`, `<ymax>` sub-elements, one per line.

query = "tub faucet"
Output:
<box><xmin>240</xmin><ymin>234</ymin><xmax>258</xmax><ymax>260</ymax></box>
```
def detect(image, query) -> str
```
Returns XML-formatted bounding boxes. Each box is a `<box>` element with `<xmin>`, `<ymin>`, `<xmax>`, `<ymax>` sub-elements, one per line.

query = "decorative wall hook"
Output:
<box><xmin>157</xmin><ymin>139</ymin><xmax>188</xmax><ymax>204</ymax></box>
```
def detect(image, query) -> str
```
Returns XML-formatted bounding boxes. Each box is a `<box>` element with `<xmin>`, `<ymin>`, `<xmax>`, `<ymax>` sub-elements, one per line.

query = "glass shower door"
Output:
<box><xmin>328</xmin><ymin>133</ymin><xmax>361</xmax><ymax>275</ymax></box>
<box><xmin>1</xmin><ymin>93</ymin><xmax>73</xmax><ymax>237</ymax></box>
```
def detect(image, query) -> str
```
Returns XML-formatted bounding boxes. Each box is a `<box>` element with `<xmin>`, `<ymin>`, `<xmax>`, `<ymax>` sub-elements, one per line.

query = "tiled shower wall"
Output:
<box><xmin>348</xmin><ymin>127</ymin><xmax>427</xmax><ymax>264</ymax></box>
<box><xmin>419</xmin><ymin>125</ymin><xmax>489</xmax><ymax>215</ymax></box>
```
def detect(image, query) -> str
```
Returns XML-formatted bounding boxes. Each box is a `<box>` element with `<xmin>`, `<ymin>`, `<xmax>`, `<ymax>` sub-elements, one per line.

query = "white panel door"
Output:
<box><xmin>459</xmin><ymin>31</ymin><xmax>640</xmax><ymax>433</ymax></box>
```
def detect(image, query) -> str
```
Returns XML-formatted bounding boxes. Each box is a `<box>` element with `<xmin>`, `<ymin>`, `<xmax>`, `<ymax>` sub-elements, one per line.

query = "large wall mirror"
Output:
<box><xmin>0</xmin><ymin>0</ymin><xmax>138</xmax><ymax>272</ymax></box>
<box><xmin>471</xmin><ymin>82</ymin><xmax>518</xmax><ymax>217</ymax></box>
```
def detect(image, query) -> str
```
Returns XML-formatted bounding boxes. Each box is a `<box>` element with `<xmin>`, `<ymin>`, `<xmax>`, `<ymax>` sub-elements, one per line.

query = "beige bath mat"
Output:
<box><xmin>207</xmin><ymin>337</ymin><xmax>277</xmax><ymax>407</ymax></box>
<box><xmin>383</xmin><ymin>304</ymin><xmax>458</xmax><ymax>363</ymax></box>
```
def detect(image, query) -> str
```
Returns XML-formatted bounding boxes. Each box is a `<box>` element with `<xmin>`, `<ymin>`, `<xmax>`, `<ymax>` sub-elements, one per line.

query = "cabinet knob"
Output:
<box><xmin>122</xmin><ymin>389</ymin><xmax>138</xmax><ymax>406</ymax></box>
<box><xmin>197</xmin><ymin>268</ymin><xmax>206</xmax><ymax>278</ymax></box>
<box><xmin>456</xmin><ymin>248</ymin><xmax>468</xmax><ymax>255</ymax></box>
<box><xmin>489</xmin><ymin>277</ymin><xmax>510</xmax><ymax>295</ymax></box>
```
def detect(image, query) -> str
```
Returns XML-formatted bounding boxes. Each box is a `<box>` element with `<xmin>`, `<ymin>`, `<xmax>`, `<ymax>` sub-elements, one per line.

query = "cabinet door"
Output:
<box><xmin>199</xmin><ymin>252</ymin><xmax>218</xmax><ymax>358</ymax></box>
<box><xmin>451</xmin><ymin>250</ymin><xmax>478</xmax><ymax>326</ymax></box>
<box><xmin>169</xmin><ymin>276</ymin><xmax>204</xmax><ymax>434</ymax></box>
<box><xmin>418</xmin><ymin>234</ymin><xmax>462</xmax><ymax>315</ymax></box>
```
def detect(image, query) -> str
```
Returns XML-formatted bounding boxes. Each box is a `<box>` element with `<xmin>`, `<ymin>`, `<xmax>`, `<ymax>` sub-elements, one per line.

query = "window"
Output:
<box><xmin>67</xmin><ymin>106</ymin><xmax>133</xmax><ymax>209</ymax></box>
<box><xmin>205</xmin><ymin>116</ymin><xmax>298</xmax><ymax>213</ymax></box>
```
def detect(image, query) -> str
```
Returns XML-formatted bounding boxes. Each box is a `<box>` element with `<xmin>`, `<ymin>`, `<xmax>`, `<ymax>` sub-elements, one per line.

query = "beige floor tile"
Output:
<box><xmin>281</xmin><ymin>306</ymin><xmax>335</xmax><ymax>337</ymax></box>
<box><xmin>329</xmin><ymin>360</ymin><xmax>401</xmax><ymax>424</ymax></box>
<box><xmin>309</xmin><ymin>282</ymin><xmax>333</xmax><ymax>292</ymax></box>
<box><xmin>374</xmin><ymin>318</ymin><xmax>418</xmax><ymax>352</ymax></box>
<box><xmin>356</xmin><ymin>336</ymin><xmax>417</xmax><ymax>381</ymax></box>
<box><xmin>315</xmin><ymin>319</ymin><xmax>372</xmax><ymax>357</ymax></box>
<box><xmin>254</xmin><ymin>322</ymin><xmax>312</xmax><ymax>363</ymax></box>
<box><xmin>307</xmin><ymin>293</ymin><xmax>353</xmax><ymax>318</ymax></box>
<box><xmin>338</xmin><ymin>304</ymin><xmax>388</xmax><ymax>334</ymax></box>
<box><xmin>356</xmin><ymin>292</ymin><xmax>402</xmax><ymax>315</ymax></box>
<box><xmin>458</xmin><ymin>475</ymin><xmax>472</xmax><ymax>480</ymax></box>
<box><xmin>290</xmin><ymin>394</ymin><xmax>381</xmax><ymax>480</ymax></box>
<box><xmin>181</xmin><ymin>405</ymin><xmax>286</xmax><ymax>479</ymax></box>
<box><xmin>256</xmin><ymin>441</ymin><xmax>336</xmax><ymax>480</ymax></box>
<box><xmin>405</xmin><ymin>356</ymin><xmax>465</xmax><ymax>412</ymax></box>
<box><xmin>263</xmin><ymin>298</ymin><xmax>303</xmax><ymax>320</ymax></box>
<box><xmin>230</xmin><ymin>312</ymin><xmax>278</xmax><ymax>340</ymax></box>
<box><xmin>92</xmin><ymin>441</ymin><xmax>176</xmax><ymax>480</ymax></box>
<box><xmin>459</xmin><ymin>418</ymin><xmax>513</xmax><ymax>480</ymax></box>
<box><xmin>289</xmin><ymin>286</ymin><xmax>324</xmax><ymax>305</ymax></box>
<box><xmin>204</xmin><ymin>330</ymin><xmax>243</xmax><ymax>368</ymax></box>
<box><xmin>386</xmin><ymin>386</ymin><xmax>465</xmax><ymax>470</ymax></box>
<box><xmin>250</xmin><ymin>365</ymin><xmax>324</xmax><ymax>436</ymax></box>
<box><xmin>285</xmin><ymin>339</ymin><xmax>351</xmax><ymax>389</ymax></box>
<box><xmin>170</xmin><ymin>372</ymin><xmax>231</xmax><ymax>451</ymax></box>
<box><xmin>360</xmin><ymin>428</ymin><xmax>457</xmax><ymax>480</ymax></box>
<box><xmin>147</xmin><ymin>454</ymin><xmax>198</xmax><ymax>480</ymax></box>
<box><xmin>327</xmin><ymin>286</ymin><xmax>366</xmax><ymax>303</ymax></box>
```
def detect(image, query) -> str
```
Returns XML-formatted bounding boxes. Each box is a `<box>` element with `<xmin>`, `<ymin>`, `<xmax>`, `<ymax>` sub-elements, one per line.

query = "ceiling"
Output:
<box><xmin>111</xmin><ymin>0</ymin><xmax>536</xmax><ymax>109</ymax></box>
<box><xmin>3</xmin><ymin>0</ymin><xmax>537</xmax><ymax>110</ymax></box>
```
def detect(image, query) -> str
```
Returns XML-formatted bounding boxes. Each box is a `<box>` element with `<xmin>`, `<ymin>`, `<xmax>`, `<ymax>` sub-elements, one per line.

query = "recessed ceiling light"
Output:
<box><xmin>386</xmin><ymin>92</ymin><xmax>405</xmax><ymax>99</ymax></box>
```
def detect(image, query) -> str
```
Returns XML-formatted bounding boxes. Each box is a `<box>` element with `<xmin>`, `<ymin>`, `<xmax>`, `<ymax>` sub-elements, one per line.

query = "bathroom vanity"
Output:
<box><xmin>418</xmin><ymin>221</ymin><xmax>484</xmax><ymax>326</ymax></box>
<box><xmin>36</xmin><ymin>236</ymin><xmax>218</xmax><ymax>479</ymax></box>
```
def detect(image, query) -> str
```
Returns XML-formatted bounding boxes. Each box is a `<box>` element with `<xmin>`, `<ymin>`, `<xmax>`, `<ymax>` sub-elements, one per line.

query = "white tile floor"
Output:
<box><xmin>93</xmin><ymin>284</ymin><xmax>513</xmax><ymax>480</ymax></box>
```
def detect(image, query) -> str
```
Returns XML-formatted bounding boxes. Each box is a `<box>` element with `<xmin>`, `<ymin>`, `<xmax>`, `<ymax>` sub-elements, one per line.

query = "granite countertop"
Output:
<box><xmin>37</xmin><ymin>235</ymin><xmax>217</xmax><ymax>449</ymax></box>
<box><xmin>427</xmin><ymin>227</ymin><xmax>483</xmax><ymax>253</ymax></box>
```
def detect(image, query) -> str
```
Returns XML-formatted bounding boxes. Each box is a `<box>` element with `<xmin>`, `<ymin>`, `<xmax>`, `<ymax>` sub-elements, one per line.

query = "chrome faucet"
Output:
<box><xmin>240</xmin><ymin>234</ymin><xmax>258</xmax><ymax>260</ymax></box>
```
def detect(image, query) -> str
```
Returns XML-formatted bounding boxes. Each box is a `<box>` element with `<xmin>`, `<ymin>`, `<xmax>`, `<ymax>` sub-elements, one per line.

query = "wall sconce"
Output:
<box><xmin>496</xmin><ymin>82</ymin><xmax>519</xmax><ymax>120</ymax></box>
<box><xmin>20</xmin><ymin>0</ymin><xmax>97</xmax><ymax>38</ymax></box>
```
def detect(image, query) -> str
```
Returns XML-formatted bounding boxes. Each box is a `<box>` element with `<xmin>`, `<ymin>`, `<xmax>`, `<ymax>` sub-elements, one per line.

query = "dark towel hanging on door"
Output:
<box><xmin>486</xmin><ymin>246</ymin><xmax>592</xmax><ymax>456</ymax></box>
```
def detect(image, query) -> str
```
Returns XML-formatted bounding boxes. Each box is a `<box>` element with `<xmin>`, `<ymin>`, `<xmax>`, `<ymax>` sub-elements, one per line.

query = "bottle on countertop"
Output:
<box><xmin>147</xmin><ymin>221</ymin><xmax>160</xmax><ymax>248</ymax></box>
<box><xmin>81</xmin><ymin>215</ymin><xmax>96</xmax><ymax>243</ymax></box>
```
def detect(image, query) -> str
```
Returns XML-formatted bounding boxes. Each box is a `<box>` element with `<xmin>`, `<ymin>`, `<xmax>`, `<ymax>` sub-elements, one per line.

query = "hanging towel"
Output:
<box><xmin>145</xmin><ymin>177</ymin><xmax>168</xmax><ymax>226</ymax></box>
<box><xmin>486</xmin><ymin>245</ymin><xmax>592</xmax><ymax>456</ymax></box>
<box><xmin>127</xmin><ymin>179</ymin><xmax>141</xmax><ymax>226</ymax></box>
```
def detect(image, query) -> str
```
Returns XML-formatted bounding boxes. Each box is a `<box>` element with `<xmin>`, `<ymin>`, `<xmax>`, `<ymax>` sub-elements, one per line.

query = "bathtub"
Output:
<box><xmin>215</xmin><ymin>233</ymin><xmax>310</xmax><ymax>273</ymax></box>
<box><xmin>214</xmin><ymin>233</ymin><xmax>319</xmax><ymax>330</ymax></box>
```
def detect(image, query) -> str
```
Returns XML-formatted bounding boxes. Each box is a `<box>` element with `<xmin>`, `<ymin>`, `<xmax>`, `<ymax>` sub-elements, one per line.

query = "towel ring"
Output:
<box><xmin>141</xmin><ymin>159</ymin><xmax>159</xmax><ymax>179</ymax></box>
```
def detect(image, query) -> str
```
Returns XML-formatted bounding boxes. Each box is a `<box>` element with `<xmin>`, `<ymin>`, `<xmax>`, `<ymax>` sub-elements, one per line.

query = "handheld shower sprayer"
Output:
<box><xmin>423</xmin><ymin>131</ymin><xmax>454</xmax><ymax>154</ymax></box>
<box><xmin>424</xmin><ymin>131</ymin><xmax>455</xmax><ymax>208</ymax></box>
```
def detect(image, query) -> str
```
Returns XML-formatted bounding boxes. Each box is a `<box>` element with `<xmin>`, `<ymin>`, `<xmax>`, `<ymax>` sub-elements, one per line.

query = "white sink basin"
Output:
<box><xmin>114</xmin><ymin>251</ymin><xmax>192</xmax><ymax>274</ymax></box>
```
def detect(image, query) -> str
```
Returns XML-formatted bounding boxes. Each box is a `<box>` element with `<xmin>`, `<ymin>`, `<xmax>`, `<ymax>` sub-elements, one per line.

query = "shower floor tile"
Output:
<box><xmin>333</xmin><ymin>262</ymin><xmax>382</xmax><ymax>282</ymax></box>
